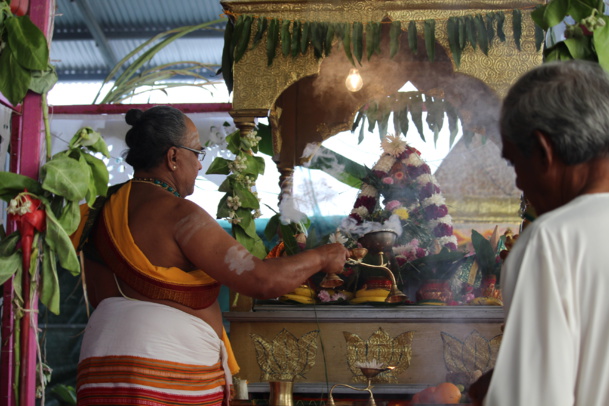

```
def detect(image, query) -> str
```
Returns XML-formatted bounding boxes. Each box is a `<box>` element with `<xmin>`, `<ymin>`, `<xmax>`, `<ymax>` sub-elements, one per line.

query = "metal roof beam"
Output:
<box><xmin>52</xmin><ymin>27</ymin><xmax>225</xmax><ymax>41</ymax></box>
<box><xmin>73</xmin><ymin>0</ymin><xmax>118</xmax><ymax>68</ymax></box>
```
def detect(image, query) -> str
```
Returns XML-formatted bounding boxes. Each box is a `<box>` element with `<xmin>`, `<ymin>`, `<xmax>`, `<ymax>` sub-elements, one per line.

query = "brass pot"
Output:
<box><xmin>269</xmin><ymin>381</ymin><xmax>293</xmax><ymax>406</ymax></box>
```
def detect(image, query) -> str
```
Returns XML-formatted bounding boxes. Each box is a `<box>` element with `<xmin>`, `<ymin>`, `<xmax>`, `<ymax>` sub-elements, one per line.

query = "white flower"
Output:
<box><xmin>438</xmin><ymin>235</ymin><xmax>458</xmax><ymax>247</ymax></box>
<box><xmin>352</xmin><ymin>206</ymin><xmax>369</xmax><ymax>218</ymax></box>
<box><xmin>360</xmin><ymin>184</ymin><xmax>378</xmax><ymax>197</ymax></box>
<box><xmin>380</xmin><ymin>134</ymin><xmax>407</xmax><ymax>157</ymax></box>
<box><xmin>416</xmin><ymin>174</ymin><xmax>435</xmax><ymax>186</ymax></box>
<box><xmin>373</xmin><ymin>155</ymin><xmax>396</xmax><ymax>173</ymax></box>
<box><xmin>403</xmin><ymin>153</ymin><xmax>422</xmax><ymax>166</ymax></box>
<box><xmin>329</xmin><ymin>230</ymin><xmax>348</xmax><ymax>245</ymax></box>
<box><xmin>422</xmin><ymin>194</ymin><xmax>446</xmax><ymax>208</ymax></box>
<box><xmin>428</xmin><ymin>215</ymin><xmax>453</xmax><ymax>229</ymax></box>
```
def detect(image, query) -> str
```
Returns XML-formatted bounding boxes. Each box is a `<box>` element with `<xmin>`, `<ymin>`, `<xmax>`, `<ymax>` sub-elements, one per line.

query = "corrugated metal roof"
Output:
<box><xmin>51</xmin><ymin>0</ymin><xmax>227</xmax><ymax>83</ymax></box>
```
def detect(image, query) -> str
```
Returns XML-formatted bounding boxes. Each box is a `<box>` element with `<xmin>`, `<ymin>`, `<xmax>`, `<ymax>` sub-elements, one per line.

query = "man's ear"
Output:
<box><xmin>165</xmin><ymin>146</ymin><xmax>178</xmax><ymax>168</ymax></box>
<box><xmin>534</xmin><ymin>130</ymin><xmax>555</xmax><ymax>171</ymax></box>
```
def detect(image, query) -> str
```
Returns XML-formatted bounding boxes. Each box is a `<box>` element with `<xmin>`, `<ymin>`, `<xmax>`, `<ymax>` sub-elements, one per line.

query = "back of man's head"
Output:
<box><xmin>500</xmin><ymin>60</ymin><xmax>609</xmax><ymax>165</ymax></box>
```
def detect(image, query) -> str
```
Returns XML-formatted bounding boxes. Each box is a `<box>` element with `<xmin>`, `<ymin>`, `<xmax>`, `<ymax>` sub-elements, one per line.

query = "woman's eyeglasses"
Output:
<box><xmin>177</xmin><ymin>145</ymin><xmax>207</xmax><ymax>161</ymax></box>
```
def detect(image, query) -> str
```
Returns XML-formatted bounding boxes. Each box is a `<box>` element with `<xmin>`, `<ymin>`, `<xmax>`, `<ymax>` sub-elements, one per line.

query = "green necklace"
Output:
<box><xmin>132</xmin><ymin>177</ymin><xmax>181</xmax><ymax>198</ymax></box>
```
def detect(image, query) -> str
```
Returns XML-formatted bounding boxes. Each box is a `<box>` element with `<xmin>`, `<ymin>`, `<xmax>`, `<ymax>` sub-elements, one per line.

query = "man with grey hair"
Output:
<box><xmin>469</xmin><ymin>59</ymin><xmax>609</xmax><ymax>406</ymax></box>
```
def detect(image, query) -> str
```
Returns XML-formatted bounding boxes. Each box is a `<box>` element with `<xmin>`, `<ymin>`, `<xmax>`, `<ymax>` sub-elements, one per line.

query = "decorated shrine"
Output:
<box><xmin>219</xmin><ymin>0</ymin><xmax>543</xmax><ymax>401</ymax></box>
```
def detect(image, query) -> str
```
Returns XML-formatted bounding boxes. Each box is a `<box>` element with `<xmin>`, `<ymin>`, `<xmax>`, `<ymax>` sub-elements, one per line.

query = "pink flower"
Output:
<box><xmin>382</xmin><ymin>177</ymin><xmax>394</xmax><ymax>185</ymax></box>
<box><xmin>385</xmin><ymin>200</ymin><xmax>401</xmax><ymax>211</ymax></box>
<box><xmin>318</xmin><ymin>290</ymin><xmax>332</xmax><ymax>302</ymax></box>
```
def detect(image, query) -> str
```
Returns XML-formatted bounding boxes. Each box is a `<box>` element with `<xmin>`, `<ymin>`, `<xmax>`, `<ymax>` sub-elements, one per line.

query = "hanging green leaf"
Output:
<box><xmin>310</xmin><ymin>22</ymin><xmax>324</xmax><ymax>59</ymax></box>
<box><xmin>343</xmin><ymin>22</ymin><xmax>355</xmax><ymax>66</ymax></box>
<box><xmin>378</xmin><ymin>111</ymin><xmax>391</xmax><ymax>138</ymax></box>
<box><xmin>366</xmin><ymin>103</ymin><xmax>378</xmax><ymax>133</ymax></box>
<box><xmin>409</xmin><ymin>94</ymin><xmax>425</xmax><ymax>142</ymax></box>
<box><xmin>251</xmin><ymin>17</ymin><xmax>268</xmax><ymax>49</ymax></box>
<box><xmin>234</xmin><ymin>15</ymin><xmax>253</xmax><ymax>63</ymax></box>
<box><xmin>373</xmin><ymin>22</ymin><xmax>382</xmax><ymax>56</ymax></box>
<box><xmin>458</xmin><ymin>17</ymin><xmax>466</xmax><ymax>50</ymax></box>
<box><xmin>466</xmin><ymin>15</ymin><xmax>477</xmax><ymax>50</ymax></box>
<box><xmin>280</xmin><ymin>20</ymin><xmax>291</xmax><ymax>57</ymax></box>
<box><xmin>445</xmin><ymin>102</ymin><xmax>460</xmax><ymax>148</ymax></box>
<box><xmin>447</xmin><ymin>17</ymin><xmax>462</xmax><ymax>68</ymax></box>
<box><xmin>366</xmin><ymin>22</ymin><xmax>375</xmax><ymax>60</ymax></box>
<box><xmin>392</xmin><ymin>110</ymin><xmax>401</xmax><ymax>136</ymax></box>
<box><xmin>300</xmin><ymin>22</ymin><xmax>310</xmax><ymax>55</ymax></box>
<box><xmin>358</xmin><ymin>120</ymin><xmax>365</xmax><ymax>144</ymax></box>
<box><xmin>485</xmin><ymin>13</ymin><xmax>495</xmax><ymax>44</ymax></box>
<box><xmin>291</xmin><ymin>20</ymin><xmax>301</xmax><ymax>57</ymax></box>
<box><xmin>534</xmin><ymin>24</ymin><xmax>545</xmax><ymax>51</ymax></box>
<box><xmin>352</xmin><ymin>110</ymin><xmax>364</xmax><ymax>132</ymax></box>
<box><xmin>40</xmin><ymin>245</ymin><xmax>60</xmax><ymax>315</ymax></box>
<box><xmin>475</xmin><ymin>15</ymin><xmax>489</xmax><ymax>55</ymax></box>
<box><xmin>496</xmin><ymin>11</ymin><xmax>506</xmax><ymax>42</ymax></box>
<box><xmin>398</xmin><ymin>107</ymin><xmax>410</xmax><ymax>138</ymax></box>
<box><xmin>407</xmin><ymin>21</ymin><xmax>418</xmax><ymax>54</ymax></box>
<box><xmin>424</xmin><ymin>20</ymin><xmax>436</xmax><ymax>62</ymax></box>
<box><xmin>231</xmin><ymin>15</ymin><xmax>246</xmax><ymax>58</ymax></box>
<box><xmin>389</xmin><ymin>21</ymin><xmax>401</xmax><ymax>58</ymax></box>
<box><xmin>5</xmin><ymin>15</ymin><xmax>49</xmax><ymax>70</ymax></box>
<box><xmin>0</xmin><ymin>44</ymin><xmax>30</xmax><ymax>106</ymax></box>
<box><xmin>353</xmin><ymin>21</ymin><xmax>364</xmax><ymax>65</ymax></box>
<box><xmin>513</xmin><ymin>9</ymin><xmax>522</xmax><ymax>51</ymax></box>
<box><xmin>324</xmin><ymin>23</ymin><xmax>336</xmax><ymax>56</ymax></box>
<box><xmin>425</xmin><ymin>97</ymin><xmax>443</xmax><ymax>146</ymax></box>
<box><xmin>266</xmin><ymin>18</ymin><xmax>280</xmax><ymax>66</ymax></box>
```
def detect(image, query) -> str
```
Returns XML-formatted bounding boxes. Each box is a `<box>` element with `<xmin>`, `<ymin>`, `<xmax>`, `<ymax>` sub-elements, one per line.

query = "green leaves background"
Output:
<box><xmin>0</xmin><ymin>128</ymin><xmax>110</xmax><ymax>315</ymax></box>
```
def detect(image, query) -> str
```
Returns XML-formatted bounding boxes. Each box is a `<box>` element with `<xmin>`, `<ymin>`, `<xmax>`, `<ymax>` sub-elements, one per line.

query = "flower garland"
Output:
<box><xmin>347</xmin><ymin>135</ymin><xmax>457</xmax><ymax>266</ymax></box>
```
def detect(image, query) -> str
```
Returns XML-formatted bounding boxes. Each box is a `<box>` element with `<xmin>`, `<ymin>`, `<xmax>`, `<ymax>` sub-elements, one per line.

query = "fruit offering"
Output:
<box><xmin>411</xmin><ymin>382</ymin><xmax>463</xmax><ymax>404</ymax></box>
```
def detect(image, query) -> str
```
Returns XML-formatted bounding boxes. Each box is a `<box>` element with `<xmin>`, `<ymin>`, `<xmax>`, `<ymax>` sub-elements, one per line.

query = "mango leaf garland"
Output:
<box><xmin>513</xmin><ymin>9</ymin><xmax>522</xmax><ymax>51</ymax></box>
<box><xmin>389</xmin><ymin>21</ymin><xmax>401</xmax><ymax>59</ymax></box>
<box><xmin>408</xmin><ymin>20</ymin><xmax>418</xmax><ymax>54</ymax></box>
<box><xmin>424</xmin><ymin>20</ymin><xmax>436</xmax><ymax>62</ymax></box>
<box><xmin>219</xmin><ymin>12</ymin><xmax>536</xmax><ymax>72</ymax></box>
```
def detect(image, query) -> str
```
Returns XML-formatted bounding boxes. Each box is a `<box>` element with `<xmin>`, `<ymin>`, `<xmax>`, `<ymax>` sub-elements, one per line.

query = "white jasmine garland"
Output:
<box><xmin>422</xmin><ymin>194</ymin><xmax>446</xmax><ymax>208</ymax></box>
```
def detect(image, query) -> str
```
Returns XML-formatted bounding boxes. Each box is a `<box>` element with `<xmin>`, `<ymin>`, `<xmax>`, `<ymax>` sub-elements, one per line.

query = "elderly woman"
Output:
<box><xmin>72</xmin><ymin>106</ymin><xmax>349</xmax><ymax>406</ymax></box>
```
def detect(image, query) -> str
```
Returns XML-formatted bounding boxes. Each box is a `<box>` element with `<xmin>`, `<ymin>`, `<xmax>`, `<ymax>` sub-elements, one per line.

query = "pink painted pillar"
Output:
<box><xmin>0</xmin><ymin>1</ymin><xmax>55</xmax><ymax>405</ymax></box>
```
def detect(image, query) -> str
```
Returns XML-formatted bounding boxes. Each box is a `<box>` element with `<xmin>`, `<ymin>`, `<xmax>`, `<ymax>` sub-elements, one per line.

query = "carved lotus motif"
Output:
<box><xmin>250</xmin><ymin>329</ymin><xmax>319</xmax><ymax>381</ymax></box>
<box><xmin>343</xmin><ymin>327</ymin><xmax>415</xmax><ymax>383</ymax></box>
<box><xmin>441</xmin><ymin>330</ymin><xmax>503</xmax><ymax>385</ymax></box>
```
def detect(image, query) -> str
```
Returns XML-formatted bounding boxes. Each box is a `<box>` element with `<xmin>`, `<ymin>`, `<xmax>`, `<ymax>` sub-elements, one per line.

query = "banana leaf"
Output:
<box><xmin>306</xmin><ymin>146</ymin><xmax>366</xmax><ymax>189</ymax></box>
<box><xmin>251</xmin><ymin>17</ymin><xmax>268</xmax><ymax>49</ymax></box>
<box><xmin>343</xmin><ymin>22</ymin><xmax>355</xmax><ymax>66</ymax></box>
<box><xmin>409</xmin><ymin>93</ymin><xmax>425</xmax><ymax>142</ymax></box>
<box><xmin>234</xmin><ymin>15</ymin><xmax>253</xmax><ymax>63</ymax></box>
<box><xmin>465</xmin><ymin>15</ymin><xmax>477</xmax><ymax>51</ymax></box>
<box><xmin>266</xmin><ymin>18</ymin><xmax>280</xmax><ymax>66</ymax></box>
<box><xmin>300</xmin><ymin>22</ymin><xmax>310</xmax><ymax>55</ymax></box>
<box><xmin>475</xmin><ymin>15</ymin><xmax>489</xmax><ymax>55</ymax></box>
<box><xmin>291</xmin><ymin>20</ymin><xmax>301</xmax><ymax>57</ymax></box>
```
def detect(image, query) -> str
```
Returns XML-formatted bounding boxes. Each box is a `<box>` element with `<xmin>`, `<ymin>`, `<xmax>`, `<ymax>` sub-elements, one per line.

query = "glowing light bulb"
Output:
<box><xmin>345</xmin><ymin>68</ymin><xmax>363</xmax><ymax>92</ymax></box>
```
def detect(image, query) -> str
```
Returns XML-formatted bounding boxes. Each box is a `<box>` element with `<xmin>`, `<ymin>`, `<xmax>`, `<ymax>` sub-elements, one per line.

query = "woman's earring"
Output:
<box><xmin>173</xmin><ymin>166</ymin><xmax>177</xmax><ymax>170</ymax></box>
